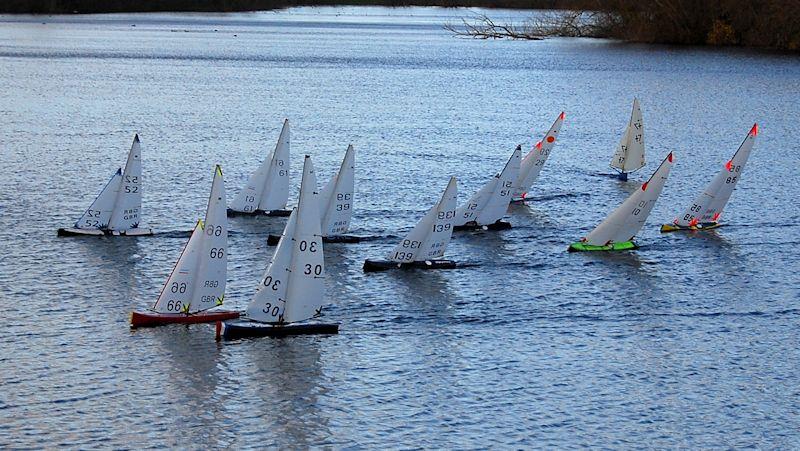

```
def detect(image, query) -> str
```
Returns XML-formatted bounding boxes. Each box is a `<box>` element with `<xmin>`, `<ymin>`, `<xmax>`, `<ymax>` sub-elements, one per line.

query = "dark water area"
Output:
<box><xmin>1</xmin><ymin>6</ymin><xmax>799</xmax><ymax>448</ymax></box>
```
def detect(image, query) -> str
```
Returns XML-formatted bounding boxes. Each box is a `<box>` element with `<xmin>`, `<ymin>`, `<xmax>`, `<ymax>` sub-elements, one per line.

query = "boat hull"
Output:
<box><xmin>227</xmin><ymin>208</ymin><xmax>292</xmax><ymax>217</ymax></box>
<box><xmin>453</xmin><ymin>220</ymin><xmax>512</xmax><ymax>231</ymax></box>
<box><xmin>660</xmin><ymin>222</ymin><xmax>722</xmax><ymax>233</ymax></box>
<box><xmin>267</xmin><ymin>233</ymin><xmax>362</xmax><ymax>246</ymax></box>
<box><xmin>567</xmin><ymin>241</ymin><xmax>638</xmax><ymax>252</ymax></box>
<box><xmin>58</xmin><ymin>227</ymin><xmax>154</xmax><ymax>237</ymax></box>
<box><xmin>130</xmin><ymin>310</ymin><xmax>240</xmax><ymax>328</ymax></box>
<box><xmin>217</xmin><ymin>320</ymin><xmax>339</xmax><ymax>340</ymax></box>
<box><xmin>363</xmin><ymin>259</ymin><xmax>457</xmax><ymax>272</ymax></box>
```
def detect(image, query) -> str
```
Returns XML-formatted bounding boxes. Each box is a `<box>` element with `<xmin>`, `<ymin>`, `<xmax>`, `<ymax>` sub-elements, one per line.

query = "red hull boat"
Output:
<box><xmin>130</xmin><ymin>310</ymin><xmax>240</xmax><ymax>328</ymax></box>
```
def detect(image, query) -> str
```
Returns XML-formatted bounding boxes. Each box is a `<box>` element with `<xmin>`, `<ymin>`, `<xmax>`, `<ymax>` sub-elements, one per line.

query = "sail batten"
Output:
<box><xmin>610</xmin><ymin>98</ymin><xmax>645</xmax><ymax>173</ymax></box>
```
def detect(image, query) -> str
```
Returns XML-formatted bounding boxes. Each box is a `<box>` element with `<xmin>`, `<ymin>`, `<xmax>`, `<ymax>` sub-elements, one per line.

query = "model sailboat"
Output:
<box><xmin>569</xmin><ymin>152</ymin><xmax>673</xmax><ymax>252</ymax></box>
<box><xmin>218</xmin><ymin>156</ymin><xmax>338</xmax><ymax>339</ymax></box>
<box><xmin>58</xmin><ymin>135</ymin><xmax>153</xmax><ymax>237</ymax></box>
<box><xmin>610</xmin><ymin>98</ymin><xmax>645</xmax><ymax>181</ymax></box>
<box><xmin>363</xmin><ymin>177</ymin><xmax>458</xmax><ymax>272</ymax></box>
<box><xmin>267</xmin><ymin>144</ymin><xmax>357</xmax><ymax>245</ymax></box>
<box><xmin>512</xmin><ymin>112</ymin><xmax>565</xmax><ymax>201</ymax></box>
<box><xmin>453</xmin><ymin>146</ymin><xmax>520</xmax><ymax>231</ymax></box>
<box><xmin>130</xmin><ymin>166</ymin><xmax>239</xmax><ymax>327</ymax></box>
<box><xmin>661</xmin><ymin>124</ymin><xmax>757</xmax><ymax>232</ymax></box>
<box><xmin>228</xmin><ymin>119</ymin><xmax>291</xmax><ymax>217</ymax></box>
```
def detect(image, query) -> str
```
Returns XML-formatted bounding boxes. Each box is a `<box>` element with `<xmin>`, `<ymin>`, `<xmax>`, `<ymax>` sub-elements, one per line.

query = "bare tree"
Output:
<box><xmin>444</xmin><ymin>10</ymin><xmax>611</xmax><ymax>40</ymax></box>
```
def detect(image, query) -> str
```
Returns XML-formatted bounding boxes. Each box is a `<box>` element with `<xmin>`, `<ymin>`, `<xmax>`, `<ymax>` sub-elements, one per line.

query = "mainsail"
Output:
<box><xmin>230</xmin><ymin>119</ymin><xmax>291</xmax><ymax>212</ymax></box>
<box><xmin>388</xmin><ymin>177</ymin><xmax>458</xmax><ymax>263</ymax></box>
<box><xmin>108</xmin><ymin>134</ymin><xmax>143</xmax><ymax>231</ymax></box>
<box><xmin>673</xmin><ymin>124</ymin><xmax>757</xmax><ymax>227</ymax></box>
<box><xmin>513</xmin><ymin>112</ymin><xmax>565</xmax><ymax>199</ymax></box>
<box><xmin>153</xmin><ymin>166</ymin><xmax>227</xmax><ymax>314</ymax></box>
<box><xmin>319</xmin><ymin>144</ymin><xmax>355</xmax><ymax>237</ymax></box>
<box><xmin>246</xmin><ymin>156</ymin><xmax>326</xmax><ymax>324</ymax></box>
<box><xmin>584</xmin><ymin>152</ymin><xmax>673</xmax><ymax>245</ymax></box>
<box><xmin>610</xmin><ymin>98</ymin><xmax>645</xmax><ymax>174</ymax></box>
<box><xmin>454</xmin><ymin>147</ymin><xmax>520</xmax><ymax>226</ymax></box>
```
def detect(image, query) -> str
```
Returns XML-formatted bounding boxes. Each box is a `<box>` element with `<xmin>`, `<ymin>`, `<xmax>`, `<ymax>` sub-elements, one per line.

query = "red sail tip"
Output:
<box><xmin>559</xmin><ymin>111</ymin><xmax>566</xmax><ymax>120</ymax></box>
<box><xmin>725</xmin><ymin>160</ymin><xmax>733</xmax><ymax>171</ymax></box>
<box><xmin>689</xmin><ymin>218</ymin><xmax>699</xmax><ymax>227</ymax></box>
<box><xmin>667</xmin><ymin>152</ymin><xmax>673</xmax><ymax>163</ymax></box>
<box><xmin>546</xmin><ymin>136</ymin><xmax>555</xmax><ymax>143</ymax></box>
<box><xmin>750</xmin><ymin>123</ymin><xmax>758</xmax><ymax>136</ymax></box>
<box><xmin>641</xmin><ymin>182</ymin><xmax>649</xmax><ymax>191</ymax></box>
<box><xmin>535</xmin><ymin>141</ymin><xmax>542</xmax><ymax>149</ymax></box>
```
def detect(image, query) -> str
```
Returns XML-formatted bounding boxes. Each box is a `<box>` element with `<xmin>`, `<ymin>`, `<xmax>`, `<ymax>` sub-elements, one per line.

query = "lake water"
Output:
<box><xmin>1</xmin><ymin>6</ymin><xmax>799</xmax><ymax>448</ymax></box>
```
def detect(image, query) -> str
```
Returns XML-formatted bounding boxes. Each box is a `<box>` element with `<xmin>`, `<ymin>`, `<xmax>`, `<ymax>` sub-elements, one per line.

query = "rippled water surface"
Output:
<box><xmin>1</xmin><ymin>6</ymin><xmax>799</xmax><ymax>448</ymax></box>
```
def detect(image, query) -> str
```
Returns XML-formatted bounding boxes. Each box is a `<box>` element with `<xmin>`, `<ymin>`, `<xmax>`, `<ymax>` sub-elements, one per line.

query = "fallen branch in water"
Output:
<box><xmin>444</xmin><ymin>10</ymin><xmax>610</xmax><ymax>40</ymax></box>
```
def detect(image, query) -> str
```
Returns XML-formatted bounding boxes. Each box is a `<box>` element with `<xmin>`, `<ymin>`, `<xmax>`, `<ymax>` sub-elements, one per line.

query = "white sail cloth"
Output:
<box><xmin>584</xmin><ymin>152</ymin><xmax>673</xmax><ymax>245</ymax></box>
<box><xmin>673</xmin><ymin>124</ymin><xmax>757</xmax><ymax>227</ymax></box>
<box><xmin>230</xmin><ymin>119</ymin><xmax>291</xmax><ymax>212</ymax></box>
<box><xmin>388</xmin><ymin>177</ymin><xmax>458</xmax><ymax>263</ymax></box>
<box><xmin>246</xmin><ymin>156</ymin><xmax>326</xmax><ymax>324</ymax></box>
<box><xmin>153</xmin><ymin>166</ymin><xmax>228</xmax><ymax>314</ymax></box>
<box><xmin>513</xmin><ymin>112</ymin><xmax>565</xmax><ymax>199</ymax></box>
<box><xmin>454</xmin><ymin>147</ymin><xmax>521</xmax><ymax>226</ymax></box>
<box><xmin>610</xmin><ymin>98</ymin><xmax>645</xmax><ymax>173</ymax></box>
<box><xmin>319</xmin><ymin>144</ymin><xmax>355</xmax><ymax>237</ymax></box>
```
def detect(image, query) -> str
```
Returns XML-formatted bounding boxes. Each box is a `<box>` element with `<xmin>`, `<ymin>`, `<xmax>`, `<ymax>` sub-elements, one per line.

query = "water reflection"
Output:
<box><xmin>249</xmin><ymin>338</ymin><xmax>332</xmax><ymax>448</ymax></box>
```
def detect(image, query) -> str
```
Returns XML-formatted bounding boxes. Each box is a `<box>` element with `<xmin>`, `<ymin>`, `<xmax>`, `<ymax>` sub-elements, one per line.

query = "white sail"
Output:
<box><xmin>453</xmin><ymin>178</ymin><xmax>496</xmax><ymax>227</ymax></box>
<box><xmin>229</xmin><ymin>151</ymin><xmax>272</xmax><ymax>213</ymax></box>
<box><xmin>283</xmin><ymin>156</ymin><xmax>325</xmax><ymax>323</ymax></box>
<box><xmin>389</xmin><ymin>177</ymin><xmax>458</xmax><ymax>262</ymax></box>
<box><xmin>320</xmin><ymin>144</ymin><xmax>355</xmax><ymax>237</ymax></box>
<box><xmin>190</xmin><ymin>165</ymin><xmax>227</xmax><ymax>313</ymax></box>
<box><xmin>245</xmin><ymin>208</ymin><xmax>296</xmax><ymax>322</ymax></box>
<box><xmin>513</xmin><ymin>112</ymin><xmax>565</xmax><ymax>199</ymax></box>
<box><xmin>610</xmin><ymin>98</ymin><xmax>645</xmax><ymax>173</ymax></box>
<box><xmin>455</xmin><ymin>146</ymin><xmax>521</xmax><ymax>226</ymax></box>
<box><xmin>75</xmin><ymin>169</ymin><xmax>122</xmax><ymax>230</ymax></box>
<box><xmin>152</xmin><ymin>166</ymin><xmax>228</xmax><ymax>314</ymax></box>
<box><xmin>153</xmin><ymin>220</ymin><xmax>204</xmax><ymax>313</ymax></box>
<box><xmin>258</xmin><ymin>119</ymin><xmax>291</xmax><ymax>211</ymax></box>
<box><xmin>673</xmin><ymin>124</ymin><xmax>757</xmax><ymax>227</ymax></box>
<box><xmin>584</xmin><ymin>152</ymin><xmax>673</xmax><ymax>245</ymax></box>
<box><xmin>229</xmin><ymin>119</ymin><xmax>290</xmax><ymax>212</ymax></box>
<box><xmin>108</xmin><ymin>135</ymin><xmax>143</xmax><ymax>231</ymax></box>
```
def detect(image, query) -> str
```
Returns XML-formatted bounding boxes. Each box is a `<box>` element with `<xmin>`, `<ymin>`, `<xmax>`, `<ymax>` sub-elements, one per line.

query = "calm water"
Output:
<box><xmin>1</xmin><ymin>6</ymin><xmax>799</xmax><ymax>448</ymax></box>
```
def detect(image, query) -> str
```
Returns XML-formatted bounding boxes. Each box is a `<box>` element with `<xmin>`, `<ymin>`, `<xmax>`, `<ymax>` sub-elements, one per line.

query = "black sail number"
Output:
<box><xmin>262</xmin><ymin>276</ymin><xmax>281</xmax><ymax>291</ymax></box>
<box><xmin>210</xmin><ymin>247</ymin><xmax>225</xmax><ymax>258</ymax></box>
<box><xmin>298</xmin><ymin>240</ymin><xmax>318</xmax><ymax>252</ymax></box>
<box><xmin>304</xmin><ymin>264</ymin><xmax>323</xmax><ymax>276</ymax></box>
